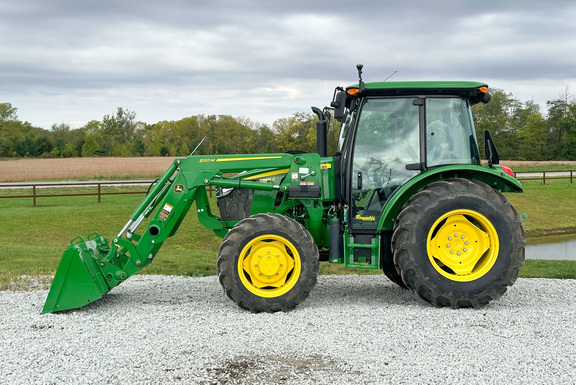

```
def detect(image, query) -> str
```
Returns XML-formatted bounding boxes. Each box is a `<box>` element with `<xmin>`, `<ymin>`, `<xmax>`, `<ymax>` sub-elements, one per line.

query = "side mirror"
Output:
<box><xmin>484</xmin><ymin>130</ymin><xmax>500</xmax><ymax>167</ymax></box>
<box><xmin>331</xmin><ymin>91</ymin><xmax>348</xmax><ymax>121</ymax></box>
<box><xmin>481</xmin><ymin>92</ymin><xmax>492</xmax><ymax>104</ymax></box>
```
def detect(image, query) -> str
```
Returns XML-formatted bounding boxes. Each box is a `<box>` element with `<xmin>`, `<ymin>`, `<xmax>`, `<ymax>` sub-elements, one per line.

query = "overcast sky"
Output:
<box><xmin>2</xmin><ymin>0</ymin><xmax>576</xmax><ymax>129</ymax></box>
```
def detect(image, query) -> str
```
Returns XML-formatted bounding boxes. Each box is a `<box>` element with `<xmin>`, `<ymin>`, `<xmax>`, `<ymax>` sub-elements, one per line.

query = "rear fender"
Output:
<box><xmin>377</xmin><ymin>165</ymin><xmax>523</xmax><ymax>232</ymax></box>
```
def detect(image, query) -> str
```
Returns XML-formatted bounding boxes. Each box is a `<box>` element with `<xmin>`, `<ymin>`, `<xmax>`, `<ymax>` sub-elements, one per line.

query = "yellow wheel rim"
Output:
<box><xmin>238</xmin><ymin>234</ymin><xmax>301</xmax><ymax>298</ymax></box>
<box><xmin>427</xmin><ymin>209</ymin><xmax>499</xmax><ymax>282</ymax></box>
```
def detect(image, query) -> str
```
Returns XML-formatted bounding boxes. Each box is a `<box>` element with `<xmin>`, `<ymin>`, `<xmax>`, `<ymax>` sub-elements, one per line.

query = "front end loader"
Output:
<box><xmin>43</xmin><ymin>66</ymin><xmax>525</xmax><ymax>313</ymax></box>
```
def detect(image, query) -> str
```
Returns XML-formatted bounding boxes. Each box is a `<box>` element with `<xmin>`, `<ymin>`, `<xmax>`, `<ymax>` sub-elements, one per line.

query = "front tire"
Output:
<box><xmin>217</xmin><ymin>213</ymin><xmax>319</xmax><ymax>312</ymax></box>
<box><xmin>392</xmin><ymin>179</ymin><xmax>525</xmax><ymax>308</ymax></box>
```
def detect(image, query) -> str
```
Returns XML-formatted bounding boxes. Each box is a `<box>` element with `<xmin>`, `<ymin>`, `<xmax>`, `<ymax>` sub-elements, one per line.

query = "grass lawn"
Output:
<box><xmin>506</xmin><ymin>179</ymin><xmax>576</xmax><ymax>236</ymax></box>
<box><xmin>0</xmin><ymin>188</ymin><xmax>222</xmax><ymax>290</ymax></box>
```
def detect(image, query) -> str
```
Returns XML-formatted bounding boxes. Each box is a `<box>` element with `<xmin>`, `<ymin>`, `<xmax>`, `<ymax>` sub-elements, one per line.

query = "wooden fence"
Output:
<box><xmin>514</xmin><ymin>170</ymin><xmax>575</xmax><ymax>184</ymax></box>
<box><xmin>0</xmin><ymin>180</ymin><xmax>214</xmax><ymax>207</ymax></box>
<box><xmin>0</xmin><ymin>170</ymin><xmax>573</xmax><ymax>207</ymax></box>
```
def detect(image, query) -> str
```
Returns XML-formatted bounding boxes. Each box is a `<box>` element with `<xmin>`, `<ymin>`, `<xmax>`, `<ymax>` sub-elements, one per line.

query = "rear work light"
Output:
<box><xmin>501</xmin><ymin>165</ymin><xmax>515</xmax><ymax>177</ymax></box>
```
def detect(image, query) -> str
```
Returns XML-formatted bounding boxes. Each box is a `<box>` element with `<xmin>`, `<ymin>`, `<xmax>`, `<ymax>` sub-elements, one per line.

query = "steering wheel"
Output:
<box><xmin>360</xmin><ymin>156</ymin><xmax>407</xmax><ymax>189</ymax></box>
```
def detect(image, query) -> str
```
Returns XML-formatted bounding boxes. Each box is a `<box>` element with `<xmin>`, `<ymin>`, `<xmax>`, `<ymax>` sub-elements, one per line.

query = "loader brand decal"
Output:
<box><xmin>159</xmin><ymin>203</ymin><xmax>174</xmax><ymax>221</ymax></box>
<box><xmin>174</xmin><ymin>184</ymin><xmax>184</xmax><ymax>193</ymax></box>
<box><xmin>321</xmin><ymin>163</ymin><xmax>332</xmax><ymax>169</ymax></box>
<box><xmin>355</xmin><ymin>215</ymin><xmax>376</xmax><ymax>221</ymax></box>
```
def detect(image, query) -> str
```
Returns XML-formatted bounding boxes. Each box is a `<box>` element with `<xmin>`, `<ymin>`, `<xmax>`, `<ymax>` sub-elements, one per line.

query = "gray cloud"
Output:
<box><xmin>1</xmin><ymin>0</ymin><xmax>576</xmax><ymax>128</ymax></box>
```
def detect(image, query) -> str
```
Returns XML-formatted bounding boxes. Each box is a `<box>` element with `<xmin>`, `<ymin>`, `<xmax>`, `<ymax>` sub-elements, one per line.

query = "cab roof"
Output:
<box><xmin>346</xmin><ymin>81</ymin><xmax>489</xmax><ymax>104</ymax></box>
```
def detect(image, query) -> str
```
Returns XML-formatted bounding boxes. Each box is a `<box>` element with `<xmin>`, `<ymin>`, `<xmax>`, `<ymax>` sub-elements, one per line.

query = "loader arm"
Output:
<box><xmin>42</xmin><ymin>153</ymin><xmax>332</xmax><ymax>313</ymax></box>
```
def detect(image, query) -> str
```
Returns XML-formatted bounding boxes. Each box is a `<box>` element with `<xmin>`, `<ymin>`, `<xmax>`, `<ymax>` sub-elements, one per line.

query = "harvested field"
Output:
<box><xmin>2</xmin><ymin>158</ymin><xmax>576</xmax><ymax>183</ymax></box>
<box><xmin>0</xmin><ymin>157</ymin><xmax>179</xmax><ymax>182</ymax></box>
<box><xmin>497</xmin><ymin>160</ymin><xmax>576</xmax><ymax>168</ymax></box>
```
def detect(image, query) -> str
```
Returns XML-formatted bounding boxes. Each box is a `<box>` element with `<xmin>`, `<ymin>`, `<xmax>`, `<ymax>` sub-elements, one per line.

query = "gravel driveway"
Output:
<box><xmin>2</xmin><ymin>275</ymin><xmax>575</xmax><ymax>384</ymax></box>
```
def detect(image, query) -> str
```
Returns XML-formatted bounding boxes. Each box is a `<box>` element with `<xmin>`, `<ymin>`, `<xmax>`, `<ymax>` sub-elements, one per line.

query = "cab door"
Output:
<box><xmin>347</xmin><ymin>97</ymin><xmax>420</xmax><ymax>232</ymax></box>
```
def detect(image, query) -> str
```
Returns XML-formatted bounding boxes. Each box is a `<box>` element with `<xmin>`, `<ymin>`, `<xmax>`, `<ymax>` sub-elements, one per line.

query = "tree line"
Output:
<box><xmin>0</xmin><ymin>104</ymin><xmax>339</xmax><ymax>158</ymax></box>
<box><xmin>472</xmin><ymin>87</ymin><xmax>576</xmax><ymax>160</ymax></box>
<box><xmin>1</xmin><ymin>87</ymin><xmax>575</xmax><ymax>160</ymax></box>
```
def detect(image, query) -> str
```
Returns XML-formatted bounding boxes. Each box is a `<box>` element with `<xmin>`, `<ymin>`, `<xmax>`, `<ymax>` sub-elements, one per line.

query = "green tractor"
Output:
<box><xmin>43</xmin><ymin>65</ymin><xmax>525</xmax><ymax>313</ymax></box>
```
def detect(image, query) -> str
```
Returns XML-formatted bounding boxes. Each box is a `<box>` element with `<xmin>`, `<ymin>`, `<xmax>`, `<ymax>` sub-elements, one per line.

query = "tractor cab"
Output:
<box><xmin>335</xmin><ymin>81</ymin><xmax>490</xmax><ymax>233</ymax></box>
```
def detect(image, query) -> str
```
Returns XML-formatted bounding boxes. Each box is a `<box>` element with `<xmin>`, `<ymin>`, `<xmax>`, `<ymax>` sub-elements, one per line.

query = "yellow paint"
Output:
<box><xmin>427</xmin><ymin>209</ymin><xmax>499</xmax><ymax>282</ymax></box>
<box><xmin>216</xmin><ymin>156</ymin><xmax>283</xmax><ymax>162</ymax></box>
<box><xmin>248</xmin><ymin>169</ymin><xmax>290</xmax><ymax>180</ymax></box>
<box><xmin>237</xmin><ymin>234</ymin><xmax>301</xmax><ymax>298</ymax></box>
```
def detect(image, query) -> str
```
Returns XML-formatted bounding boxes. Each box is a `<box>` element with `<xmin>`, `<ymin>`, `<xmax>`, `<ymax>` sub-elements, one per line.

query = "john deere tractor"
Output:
<box><xmin>43</xmin><ymin>65</ymin><xmax>525</xmax><ymax>313</ymax></box>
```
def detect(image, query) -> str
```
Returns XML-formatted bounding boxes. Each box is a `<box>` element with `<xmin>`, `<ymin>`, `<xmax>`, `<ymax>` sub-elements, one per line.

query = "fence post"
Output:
<box><xmin>543</xmin><ymin>171</ymin><xmax>546</xmax><ymax>184</ymax></box>
<box><xmin>33</xmin><ymin>185</ymin><xmax>37</xmax><ymax>207</ymax></box>
<box><xmin>98</xmin><ymin>183</ymin><xmax>101</xmax><ymax>203</ymax></box>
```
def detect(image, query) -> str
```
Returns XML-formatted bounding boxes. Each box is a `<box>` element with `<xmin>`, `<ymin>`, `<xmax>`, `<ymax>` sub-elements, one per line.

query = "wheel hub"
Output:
<box><xmin>242</xmin><ymin>240</ymin><xmax>295</xmax><ymax>288</ymax></box>
<box><xmin>427</xmin><ymin>210</ymin><xmax>498</xmax><ymax>281</ymax></box>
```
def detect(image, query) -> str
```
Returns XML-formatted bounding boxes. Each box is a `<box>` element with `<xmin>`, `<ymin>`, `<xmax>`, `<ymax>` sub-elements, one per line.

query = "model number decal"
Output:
<box><xmin>199</xmin><ymin>158</ymin><xmax>216</xmax><ymax>163</ymax></box>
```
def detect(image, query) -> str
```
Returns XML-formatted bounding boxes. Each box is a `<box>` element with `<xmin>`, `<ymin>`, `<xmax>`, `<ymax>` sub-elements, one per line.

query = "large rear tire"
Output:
<box><xmin>392</xmin><ymin>178</ymin><xmax>525</xmax><ymax>308</ymax></box>
<box><xmin>380</xmin><ymin>236</ymin><xmax>408</xmax><ymax>289</ymax></box>
<box><xmin>217</xmin><ymin>213</ymin><xmax>319</xmax><ymax>312</ymax></box>
<box><xmin>382</xmin><ymin>259</ymin><xmax>408</xmax><ymax>289</ymax></box>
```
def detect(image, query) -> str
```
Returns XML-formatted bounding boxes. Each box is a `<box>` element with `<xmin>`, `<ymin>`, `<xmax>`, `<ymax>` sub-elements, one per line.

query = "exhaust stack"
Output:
<box><xmin>312</xmin><ymin>106</ymin><xmax>327</xmax><ymax>158</ymax></box>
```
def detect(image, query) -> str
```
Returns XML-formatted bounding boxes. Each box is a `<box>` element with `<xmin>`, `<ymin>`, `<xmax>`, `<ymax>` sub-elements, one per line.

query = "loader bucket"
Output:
<box><xmin>42</xmin><ymin>234</ymin><xmax>112</xmax><ymax>314</ymax></box>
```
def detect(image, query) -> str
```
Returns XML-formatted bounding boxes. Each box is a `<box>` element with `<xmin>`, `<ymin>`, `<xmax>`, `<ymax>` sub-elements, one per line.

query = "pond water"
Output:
<box><xmin>525</xmin><ymin>233</ymin><xmax>576</xmax><ymax>261</ymax></box>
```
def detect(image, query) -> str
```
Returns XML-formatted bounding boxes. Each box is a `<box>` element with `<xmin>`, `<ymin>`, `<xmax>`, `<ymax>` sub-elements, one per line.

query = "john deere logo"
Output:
<box><xmin>174</xmin><ymin>184</ymin><xmax>184</xmax><ymax>193</ymax></box>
